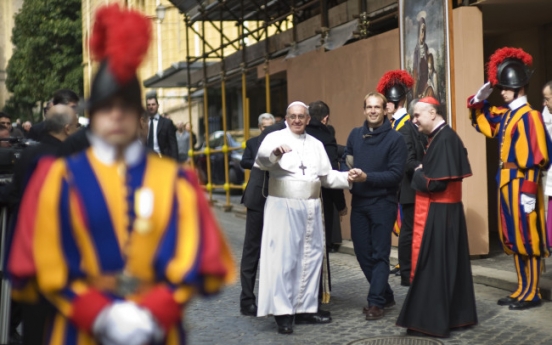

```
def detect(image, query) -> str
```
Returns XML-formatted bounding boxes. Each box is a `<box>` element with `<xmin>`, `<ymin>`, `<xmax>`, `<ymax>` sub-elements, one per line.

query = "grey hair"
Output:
<box><xmin>258</xmin><ymin>113</ymin><xmax>275</xmax><ymax>124</ymax></box>
<box><xmin>408</xmin><ymin>98</ymin><xmax>419</xmax><ymax>115</ymax></box>
<box><xmin>44</xmin><ymin>109</ymin><xmax>75</xmax><ymax>133</ymax></box>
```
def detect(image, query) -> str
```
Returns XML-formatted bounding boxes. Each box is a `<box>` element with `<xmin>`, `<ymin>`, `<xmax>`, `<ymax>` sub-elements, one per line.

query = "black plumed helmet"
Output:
<box><xmin>496</xmin><ymin>58</ymin><xmax>533</xmax><ymax>89</ymax></box>
<box><xmin>385</xmin><ymin>84</ymin><xmax>408</xmax><ymax>102</ymax></box>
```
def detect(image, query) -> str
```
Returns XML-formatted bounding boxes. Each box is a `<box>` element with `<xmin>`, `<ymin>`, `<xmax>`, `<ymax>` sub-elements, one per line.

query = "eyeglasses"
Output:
<box><xmin>287</xmin><ymin>115</ymin><xmax>307</xmax><ymax>121</ymax></box>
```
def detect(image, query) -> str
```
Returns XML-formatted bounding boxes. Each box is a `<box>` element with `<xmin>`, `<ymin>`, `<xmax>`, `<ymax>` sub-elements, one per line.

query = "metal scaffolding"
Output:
<box><xmin>168</xmin><ymin>0</ymin><xmax>400</xmax><ymax>210</ymax></box>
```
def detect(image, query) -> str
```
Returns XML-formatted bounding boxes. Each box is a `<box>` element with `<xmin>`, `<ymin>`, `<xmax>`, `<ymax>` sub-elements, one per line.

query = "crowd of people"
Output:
<box><xmin>237</xmin><ymin>46</ymin><xmax>552</xmax><ymax>338</ymax></box>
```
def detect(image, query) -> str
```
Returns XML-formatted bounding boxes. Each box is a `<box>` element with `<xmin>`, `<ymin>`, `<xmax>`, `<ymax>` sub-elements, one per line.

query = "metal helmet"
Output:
<box><xmin>495</xmin><ymin>58</ymin><xmax>533</xmax><ymax>89</ymax></box>
<box><xmin>385</xmin><ymin>84</ymin><xmax>409</xmax><ymax>102</ymax></box>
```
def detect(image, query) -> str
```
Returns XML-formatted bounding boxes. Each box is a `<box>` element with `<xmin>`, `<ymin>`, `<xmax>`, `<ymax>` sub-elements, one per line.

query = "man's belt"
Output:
<box><xmin>499</xmin><ymin>161</ymin><xmax>518</xmax><ymax>170</ymax></box>
<box><xmin>89</xmin><ymin>273</ymin><xmax>154</xmax><ymax>297</ymax></box>
<box><xmin>268</xmin><ymin>179</ymin><xmax>321</xmax><ymax>200</ymax></box>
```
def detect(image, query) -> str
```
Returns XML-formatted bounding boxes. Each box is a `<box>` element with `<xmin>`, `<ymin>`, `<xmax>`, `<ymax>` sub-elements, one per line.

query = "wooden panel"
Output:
<box><xmin>452</xmin><ymin>7</ymin><xmax>489</xmax><ymax>255</ymax></box>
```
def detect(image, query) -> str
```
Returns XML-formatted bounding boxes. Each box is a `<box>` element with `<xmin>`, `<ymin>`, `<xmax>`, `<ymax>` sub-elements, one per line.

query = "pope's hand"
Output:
<box><xmin>521</xmin><ymin>193</ymin><xmax>536</xmax><ymax>213</ymax></box>
<box><xmin>93</xmin><ymin>302</ymin><xmax>163</xmax><ymax>345</ymax></box>
<box><xmin>473</xmin><ymin>82</ymin><xmax>493</xmax><ymax>103</ymax></box>
<box><xmin>273</xmin><ymin>144</ymin><xmax>292</xmax><ymax>156</ymax></box>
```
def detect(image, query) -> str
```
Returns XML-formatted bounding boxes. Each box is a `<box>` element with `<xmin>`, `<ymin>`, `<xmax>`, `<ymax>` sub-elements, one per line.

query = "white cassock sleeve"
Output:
<box><xmin>256</xmin><ymin>132</ymin><xmax>281</xmax><ymax>170</ymax></box>
<box><xmin>320</xmin><ymin>171</ymin><xmax>350</xmax><ymax>189</ymax></box>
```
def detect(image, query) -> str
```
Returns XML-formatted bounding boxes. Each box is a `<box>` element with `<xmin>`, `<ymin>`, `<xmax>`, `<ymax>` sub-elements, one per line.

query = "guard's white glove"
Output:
<box><xmin>473</xmin><ymin>82</ymin><xmax>493</xmax><ymax>103</ymax></box>
<box><xmin>521</xmin><ymin>193</ymin><xmax>536</xmax><ymax>213</ymax></box>
<box><xmin>92</xmin><ymin>301</ymin><xmax>164</xmax><ymax>345</ymax></box>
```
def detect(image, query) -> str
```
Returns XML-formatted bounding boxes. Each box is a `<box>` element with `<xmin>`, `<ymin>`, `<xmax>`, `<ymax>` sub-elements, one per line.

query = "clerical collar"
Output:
<box><xmin>88</xmin><ymin>132</ymin><xmax>144</xmax><ymax>166</ymax></box>
<box><xmin>428</xmin><ymin>120</ymin><xmax>446</xmax><ymax>138</ymax></box>
<box><xmin>392</xmin><ymin>108</ymin><xmax>407</xmax><ymax>121</ymax></box>
<box><xmin>508</xmin><ymin>96</ymin><xmax>527</xmax><ymax>111</ymax></box>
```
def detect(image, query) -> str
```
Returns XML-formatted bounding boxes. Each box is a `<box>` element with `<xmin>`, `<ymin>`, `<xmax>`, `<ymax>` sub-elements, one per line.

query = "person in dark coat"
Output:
<box><xmin>145</xmin><ymin>96</ymin><xmax>178</xmax><ymax>159</ymax></box>
<box><xmin>305</xmin><ymin>101</ymin><xmax>347</xmax><ymax>297</ymax></box>
<box><xmin>396</xmin><ymin>99</ymin><xmax>427</xmax><ymax>286</ymax></box>
<box><xmin>239</xmin><ymin>113</ymin><xmax>274</xmax><ymax>316</ymax></box>
<box><xmin>396</xmin><ymin>97</ymin><xmax>477</xmax><ymax>338</ymax></box>
<box><xmin>28</xmin><ymin>89</ymin><xmax>80</xmax><ymax>142</ymax></box>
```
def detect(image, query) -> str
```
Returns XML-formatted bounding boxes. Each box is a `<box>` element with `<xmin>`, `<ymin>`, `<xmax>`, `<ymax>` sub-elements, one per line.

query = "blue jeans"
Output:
<box><xmin>350</xmin><ymin>198</ymin><xmax>395</xmax><ymax>308</ymax></box>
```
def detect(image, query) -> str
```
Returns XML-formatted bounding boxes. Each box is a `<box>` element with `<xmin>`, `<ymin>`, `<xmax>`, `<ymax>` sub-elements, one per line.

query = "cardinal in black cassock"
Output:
<box><xmin>396</xmin><ymin>97</ymin><xmax>477</xmax><ymax>337</ymax></box>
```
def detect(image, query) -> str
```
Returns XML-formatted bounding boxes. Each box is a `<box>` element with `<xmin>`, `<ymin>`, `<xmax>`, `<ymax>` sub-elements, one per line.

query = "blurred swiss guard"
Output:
<box><xmin>7</xmin><ymin>4</ymin><xmax>234</xmax><ymax>345</ymax></box>
<box><xmin>468</xmin><ymin>47</ymin><xmax>552</xmax><ymax>310</ymax></box>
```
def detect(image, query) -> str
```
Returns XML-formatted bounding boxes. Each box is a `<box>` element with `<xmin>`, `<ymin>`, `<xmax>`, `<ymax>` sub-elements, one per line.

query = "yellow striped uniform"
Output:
<box><xmin>8</xmin><ymin>149</ymin><xmax>235</xmax><ymax>344</ymax></box>
<box><xmin>469</xmin><ymin>97</ymin><xmax>551</xmax><ymax>301</ymax></box>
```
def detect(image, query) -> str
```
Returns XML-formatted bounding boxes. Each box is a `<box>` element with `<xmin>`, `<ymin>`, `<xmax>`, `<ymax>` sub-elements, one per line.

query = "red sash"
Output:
<box><xmin>410</xmin><ymin>181</ymin><xmax>462</xmax><ymax>282</ymax></box>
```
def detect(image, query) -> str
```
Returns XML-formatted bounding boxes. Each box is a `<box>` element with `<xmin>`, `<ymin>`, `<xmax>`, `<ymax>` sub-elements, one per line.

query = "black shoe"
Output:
<box><xmin>401</xmin><ymin>278</ymin><xmax>411</xmax><ymax>287</ymax></box>
<box><xmin>384</xmin><ymin>299</ymin><xmax>396</xmax><ymax>309</ymax></box>
<box><xmin>390</xmin><ymin>266</ymin><xmax>400</xmax><ymax>275</ymax></box>
<box><xmin>509</xmin><ymin>300</ymin><xmax>542</xmax><ymax>310</ymax></box>
<box><xmin>295</xmin><ymin>311</ymin><xmax>332</xmax><ymax>324</ymax></box>
<box><xmin>497</xmin><ymin>296</ymin><xmax>517</xmax><ymax>306</ymax></box>
<box><xmin>275</xmin><ymin>315</ymin><xmax>294</xmax><ymax>334</ymax></box>
<box><xmin>240</xmin><ymin>304</ymin><xmax>258</xmax><ymax>316</ymax></box>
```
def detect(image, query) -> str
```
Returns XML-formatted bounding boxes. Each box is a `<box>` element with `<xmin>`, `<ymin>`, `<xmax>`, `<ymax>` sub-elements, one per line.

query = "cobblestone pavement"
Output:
<box><xmin>185</xmin><ymin>209</ymin><xmax>552</xmax><ymax>345</ymax></box>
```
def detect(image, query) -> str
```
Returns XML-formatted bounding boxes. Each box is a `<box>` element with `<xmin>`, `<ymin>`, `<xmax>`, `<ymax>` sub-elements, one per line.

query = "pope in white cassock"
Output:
<box><xmin>255</xmin><ymin>101</ymin><xmax>351</xmax><ymax>334</ymax></box>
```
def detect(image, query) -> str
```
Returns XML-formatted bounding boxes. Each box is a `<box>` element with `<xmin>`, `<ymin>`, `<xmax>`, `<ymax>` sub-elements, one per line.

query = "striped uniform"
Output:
<box><xmin>8</xmin><ymin>148</ymin><xmax>234</xmax><ymax>345</ymax></box>
<box><xmin>392</xmin><ymin>112</ymin><xmax>410</xmax><ymax>237</ymax></box>
<box><xmin>469</xmin><ymin>96</ymin><xmax>551</xmax><ymax>302</ymax></box>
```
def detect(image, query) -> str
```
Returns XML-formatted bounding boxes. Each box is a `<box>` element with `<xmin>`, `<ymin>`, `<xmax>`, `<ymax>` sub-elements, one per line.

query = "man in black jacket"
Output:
<box><xmin>306</xmin><ymin>101</ymin><xmax>347</xmax><ymax>295</ymax></box>
<box><xmin>397</xmin><ymin>99</ymin><xmax>427</xmax><ymax>286</ymax></box>
<box><xmin>145</xmin><ymin>96</ymin><xmax>178</xmax><ymax>159</ymax></box>
<box><xmin>239</xmin><ymin>113</ymin><xmax>275</xmax><ymax>316</ymax></box>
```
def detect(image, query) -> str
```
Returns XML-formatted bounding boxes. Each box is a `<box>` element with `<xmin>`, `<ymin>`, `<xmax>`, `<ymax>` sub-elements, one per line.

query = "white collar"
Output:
<box><xmin>285</xmin><ymin>125</ymin><xmax>306</xmax><ymax>139</ymax></box>
<box><xmin>392</xmin><ymin>108</ymin><xmax>407</xmax><ymax>121</ymax></box>
<box><xmin>509</xmin><ymin>96</ymin><xmax>527</xmax><ymax>110</ymax></box>
<box><xmin>88</xmin><ymin>132</ymin><xmax>144</xmax><ymax>166</ymax></box>
<box><xmin>430</xmin><ymin>120</ymin><xmax>446</xmax><ymax>133</ymax></box>
<box><xmin>150</xmin><ymin>113</ymin><xmax>160</xmax><ymax>120</ymax></box>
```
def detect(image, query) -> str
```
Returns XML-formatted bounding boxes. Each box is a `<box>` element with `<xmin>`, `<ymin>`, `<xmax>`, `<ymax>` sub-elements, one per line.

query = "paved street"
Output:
<box><xmin>185</xmin><ymin>208</ymin><xmax>552</xmax><ymax>345</ymax></box>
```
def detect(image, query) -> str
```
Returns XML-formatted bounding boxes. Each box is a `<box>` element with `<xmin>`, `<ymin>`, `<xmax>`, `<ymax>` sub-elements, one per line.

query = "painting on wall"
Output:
<box><xmin>399</xmin><ymin>0</ymin><xmax>453</xmax><ymax>123</ymax></box>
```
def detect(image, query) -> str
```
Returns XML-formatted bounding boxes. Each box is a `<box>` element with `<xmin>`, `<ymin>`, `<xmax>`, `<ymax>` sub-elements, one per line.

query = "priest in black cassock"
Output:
<box><xmin>396</xmin><ymin>97</ymin><xmax>477</xmax><ymax>338</ymax></box>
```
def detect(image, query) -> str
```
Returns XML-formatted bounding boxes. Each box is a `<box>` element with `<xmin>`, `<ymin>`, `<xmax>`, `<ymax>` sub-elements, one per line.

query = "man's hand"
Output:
<box><xmin>473</xmin><ymin>82</ymin><xmax>493</xmax><ymax>103</ymax></box>
<box><xmin>338</xmin><ymin>207</ymin><xmax>348</xmax><ymax>217</ymax></box>
<box><xmin>273</xmin><ymin>144</ymin><xmax>292</xmax><ymax>157</ymax></box>
<box><xmin>521</xmin><ymin>193</ymin><xmax>536</xmax><ymax>213</ymax></box>
<box><xmin>348</xmin><ymin>168</ymin><xmax>367</xmax><ymax>182</ymax></box>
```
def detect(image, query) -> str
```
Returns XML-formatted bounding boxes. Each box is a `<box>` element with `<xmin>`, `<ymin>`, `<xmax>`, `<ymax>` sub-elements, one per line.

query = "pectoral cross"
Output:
<box><xmin>299</xmin><ymin>161</ymin><xmax>307</xmax><ymax>175</ymax></box>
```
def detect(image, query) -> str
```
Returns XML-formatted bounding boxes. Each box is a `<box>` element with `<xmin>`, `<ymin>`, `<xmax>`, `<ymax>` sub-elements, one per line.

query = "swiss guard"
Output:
<box><xmin>7</xmin><ymin>4</ymin><xmax>234</xmax><ymax>345</ymax></box>
<box><xmin>468</xmin><ymin>47</ymin><xmax>552</xmax><ymax>310</ymax></box>
<box><xmin>376</xmin><ymin>70</ymin><xmax>414</xmax><ymax>131</ymax></box>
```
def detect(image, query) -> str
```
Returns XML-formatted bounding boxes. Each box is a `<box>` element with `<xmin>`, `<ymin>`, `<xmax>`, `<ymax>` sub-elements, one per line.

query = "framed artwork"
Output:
<box><xmin>399</xmin><ymin>0</ymin><xmax>454</xmax><ymax>125</ymax></box>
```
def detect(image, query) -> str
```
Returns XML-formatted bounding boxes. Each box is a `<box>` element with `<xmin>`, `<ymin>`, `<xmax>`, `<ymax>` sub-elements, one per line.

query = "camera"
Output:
<box><xmin>0</xmin><ymin>138</ymin><xmax>36</xmax><ymax>182</ymax></box>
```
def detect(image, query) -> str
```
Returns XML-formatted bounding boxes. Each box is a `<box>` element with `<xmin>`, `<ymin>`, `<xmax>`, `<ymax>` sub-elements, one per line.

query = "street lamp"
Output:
<box><xmin>156</xmin><ymin>4</ymin><xmax>166</xmax><ymax>23</ymax></box>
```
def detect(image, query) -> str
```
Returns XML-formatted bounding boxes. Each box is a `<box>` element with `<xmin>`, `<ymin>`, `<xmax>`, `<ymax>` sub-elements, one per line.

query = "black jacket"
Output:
<box><xmin>398</xmin><ymin>121</ymin><xmax>428</xmax><ymax>204</ymax></box>
<box><xmin>306</xmin><ymin>118</ymin><xmax>346</xmax><ymax>211</ymax></box>
<box><xmin>155</xmin><ymin>116</ymin><xmax>178</xmax><ymax>159</ymax></box>
<box><xmin>240</xmin><ymin>136</ymin><xmax>268</xmax><ymax>211</ymax></box>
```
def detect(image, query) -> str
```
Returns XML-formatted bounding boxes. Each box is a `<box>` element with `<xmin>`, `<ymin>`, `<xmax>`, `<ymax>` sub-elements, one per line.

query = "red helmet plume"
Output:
<box><xmin>376</xmin><ymin>70</ymin><xmax>414</xmax><ymax>95</ymax></box>
<box><xmin>90</xmin><ymin>4</ymin><xmax>152</xmax><ymax>84</ymax></box>
<box><xmin>487</xmin><ymin>47</ymin><xmax>532</xmax><ymax>86</ymax></box>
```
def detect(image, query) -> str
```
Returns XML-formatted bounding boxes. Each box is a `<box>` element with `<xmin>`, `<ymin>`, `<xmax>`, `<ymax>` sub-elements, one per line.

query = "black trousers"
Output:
<box><xmin>398</xmin><ymin>203</ymin><xmax>414</xmax><ymax>282</ymax></box>
<box><xmin>239</xmin><ymin>207</ymin><xmax>264</xmax><ymax>307</ymax></box>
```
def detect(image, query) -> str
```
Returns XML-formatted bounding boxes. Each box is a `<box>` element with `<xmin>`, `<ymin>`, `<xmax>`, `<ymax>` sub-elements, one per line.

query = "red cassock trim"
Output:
<box><xmin>410</xmin><ymin>181</ymin><xmax>463</xmax><ymax>282</ymax></box>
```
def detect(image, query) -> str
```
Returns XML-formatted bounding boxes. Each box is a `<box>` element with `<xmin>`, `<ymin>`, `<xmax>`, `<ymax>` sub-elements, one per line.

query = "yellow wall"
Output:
<box><xmin>0</xmin><ymin>0</ymin><xmax>24</xmax><ymax>110</ymax></box>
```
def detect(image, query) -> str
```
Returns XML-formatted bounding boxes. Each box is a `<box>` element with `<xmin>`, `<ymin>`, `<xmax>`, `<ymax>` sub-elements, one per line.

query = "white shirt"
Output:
<box><xmin>148</xmin><ymin>114</ymin><xmax>160</xmax><ymax>153</ymax></box>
